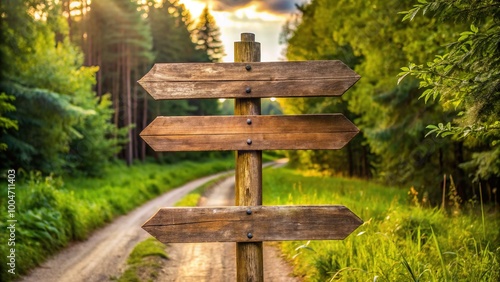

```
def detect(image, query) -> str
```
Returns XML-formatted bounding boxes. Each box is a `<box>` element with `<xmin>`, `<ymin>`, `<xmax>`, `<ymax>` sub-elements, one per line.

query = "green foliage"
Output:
<box><xmin>263</xmin><ymin>168</ymin><xmax>500</xmax><ymax>281</ymax></box>
<box><xmin>0</xmin><ymin>0</ymin><xmax>124</xmax><ymax>176</ymax></box>
<box><xmin>127</xmin><ymin>237</ymin><xmax>169</xmax><ymax>265</ymax></box>
<box><xmin>1</xmin><ymin>0</ymin><xmax>228</xmax><ymax>173</ymax></box>
<box><xmin>399</xmin><ymin>0</ymin><xmax>500</xmax><ymax>182</ymax></box>
<box><xmin>0</xmin><ymin>158</ymin><xmax>233</xmax><ymax>281</ymax></box>
<box><xmin>0</xmin><ymin>82</ymin><xmax>90</xmax><ymax>172</ymax></box>
<box><xmin>282</xmin><ymin>0</ymin><xmax>487</xmax><ymax>200</ymax></box>
<box><xmin>0</xmin><ymin>93</ymin><xmax>18</xmax><ymax>150</ymax></box>
<box><xmin>66</xmin><ymin>94</ymin><xmax>128</xmax><ymax>176</ymax></box>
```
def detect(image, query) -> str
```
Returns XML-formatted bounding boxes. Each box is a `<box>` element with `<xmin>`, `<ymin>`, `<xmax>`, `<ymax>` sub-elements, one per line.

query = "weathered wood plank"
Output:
<box><xmin>138</xmin><ymin>61</ymin><xmax>360</xmax><ymax>100</ymax></box>
<box><xmin>140</xmin><ymin>114</ymin><xmax>359</xmax><ymax>151</ymax></box>
<box><xmin>141</xmin><ymin>133</ymin><xmax>357</xmax><ymax>151</ymax></box>
<box><xmin>141</xmin><ymin>114</ymin><xmax>357</xmax><ymax>135</ymax></box>
<box><xmin>142</xmin><ymin>205</ymin><xmax>363</xmax><ymax>243</ymax></box>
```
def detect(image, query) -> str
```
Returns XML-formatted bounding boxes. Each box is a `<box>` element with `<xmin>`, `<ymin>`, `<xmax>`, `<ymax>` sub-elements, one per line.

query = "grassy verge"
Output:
<box><xmin>115</xmin><ymin>238</ymin><xmax>168</xmax><ymax>282</ymax></box>
<box><xmin>0</xmin><ymin>158</ymin><xmax>233</xmax><ymax>281</ymax></box>
<box><xmin>262</xmin><ymin>168</ymin><xmax>500</xmax><ymax>281</ymax></box>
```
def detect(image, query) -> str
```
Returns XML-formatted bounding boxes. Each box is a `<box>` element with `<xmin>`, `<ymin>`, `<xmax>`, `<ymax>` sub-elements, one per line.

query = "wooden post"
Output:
<box><xmin>139</xmin><ymin>32</ymin><xmax>363</xmax><ymax>281</ymax></box>
<box><xmin>234</xmin><ymin>33</ymin><xmax>263</xmax><ymax>282</ymax></box>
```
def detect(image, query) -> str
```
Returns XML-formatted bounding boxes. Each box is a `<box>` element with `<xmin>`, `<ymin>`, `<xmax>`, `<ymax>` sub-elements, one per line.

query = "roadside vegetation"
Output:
<box><xmin>0</xmin><ymin>158</ymin><xmax>233</xmax><ymax>281</ymax></box>
<box><xmin>263</xmin><ymin>168</ymin><xmax>500</xmax><ymax>281</ymax></box>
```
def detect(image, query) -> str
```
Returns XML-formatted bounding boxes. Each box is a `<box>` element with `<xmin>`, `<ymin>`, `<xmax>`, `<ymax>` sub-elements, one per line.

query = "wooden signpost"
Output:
<box><xmin>139</xmin><ymin>33</ymin><xmax>363</xmax><ymax>281</ymax></box>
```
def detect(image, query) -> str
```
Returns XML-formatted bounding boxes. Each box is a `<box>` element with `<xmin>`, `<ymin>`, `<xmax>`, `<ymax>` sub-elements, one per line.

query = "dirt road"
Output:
<box><xmin>21</xmin><ymin>161</ymin><xmax>298</xmax><ymax>281</ymax></box>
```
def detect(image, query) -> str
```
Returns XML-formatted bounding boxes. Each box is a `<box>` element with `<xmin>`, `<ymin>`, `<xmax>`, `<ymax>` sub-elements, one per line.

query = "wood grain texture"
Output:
<box><xmin>235</xmin><ymin>33</ymin><xmax>264</xmax><ymax>282</ymax></box>
<box><xmin>140</xmin><ymin>114</ymin><xmax>359</xmax><ymax>151</ymax></box>
<box><xmin>234</xmin><ymin>34</ymin><xmax>264</xmax><ymax>282</ymax></box>
<box><xmin>142</xmin><ymin>205</ymin><xmax>363</xmax><ymax>243</ymax></box>
<box><xmin>138</xmin><ymin>60</ymin><xmax>360</xmax><ymax>100</ymax></box>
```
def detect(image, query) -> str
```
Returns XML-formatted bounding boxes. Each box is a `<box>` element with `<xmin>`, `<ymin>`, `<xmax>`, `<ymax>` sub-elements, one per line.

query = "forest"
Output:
<box><xmin>281</xmin><ymin>0</ymin><xmax>499</xmax><ymax>204</ymax></box>
<box><xmin>1</xmin><ymin>0</ymin><xmax>498</xmax><ymax>203</ymax></box>
<box><xmin>0</xmin><ymin>0</ymin><xmax>499</xmax><ymax>280</ymax></box>
<box><xmin>1</xmin><ymin>0</ymin><xmax>225</xmax><ymax>176</ymax></box>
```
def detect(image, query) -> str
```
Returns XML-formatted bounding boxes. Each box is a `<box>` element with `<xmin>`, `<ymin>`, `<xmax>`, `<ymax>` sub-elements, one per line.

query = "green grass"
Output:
<box><xmin>0</xmin><ymin>158</ymin><xmax>233</xmax><ymax>281</ymax></box>
<box><xmin>262</xmin><ymin>168</ymin><xmax>500</xmax><ymax>281</ymax></box>
<box><xmin>115</xmin><ymin>238</ymin><xmax>168</xmax><ymax>282</ymax></box>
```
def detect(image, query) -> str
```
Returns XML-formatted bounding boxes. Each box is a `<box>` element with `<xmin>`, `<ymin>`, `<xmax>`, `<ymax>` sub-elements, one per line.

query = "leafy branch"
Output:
<box><xmin>426</xmin><ymin>121</ymin><xmax>500</xmax><ymax>143</ymax></box>
<box><xmin>399</xmin><ymin>0</ymin><xmax>500</xmax><ymax>180</ymax></box>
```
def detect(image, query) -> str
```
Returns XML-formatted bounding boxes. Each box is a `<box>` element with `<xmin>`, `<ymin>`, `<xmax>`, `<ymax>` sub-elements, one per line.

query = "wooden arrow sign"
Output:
<box><xmin>140</xmin><ymin>114</ymin><xmax>359</xmax><ymax>151</ymax></box>
<box><xmin>142</xmin><ymin>205</ymin><xmax>363</xmax><ymax>243</ymax></box>
<box><xmin>138</xmin><ymin>60</ymin><xmax>360</xmax><ymax>100</ymax></box>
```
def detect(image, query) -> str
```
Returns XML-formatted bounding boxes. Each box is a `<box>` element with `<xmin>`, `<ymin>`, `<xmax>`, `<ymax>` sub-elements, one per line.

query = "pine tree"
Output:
<box><xmin>193</xmin><ymin>6</ymin><xmax>225</xmax><ymax>62</ymax></box>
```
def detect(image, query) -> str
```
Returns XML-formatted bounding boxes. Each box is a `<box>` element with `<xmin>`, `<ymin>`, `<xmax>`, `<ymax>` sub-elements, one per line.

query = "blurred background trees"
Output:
<box><xmin>0</xmin><ymin>0</ymin><xmax>224</xmax><ymax>175</ymax></box>
<box><xmin>1</xmin><ymin>0</ymin><xmax>497</xmax><ymax>203</ymax></box>
<box><xmin>281</xmin><ymin>0</ymin><xmax>499</xmax><ymax>203</ymax></box>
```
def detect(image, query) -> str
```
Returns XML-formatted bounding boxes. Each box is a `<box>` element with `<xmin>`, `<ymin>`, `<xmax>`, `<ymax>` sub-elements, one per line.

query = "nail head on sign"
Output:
<box><xmin>247</xmin><ymin>139</ymin><xmax>252</xmax><ymax>145</ymax></box>
<box><xmin>247</xmin><ymin>232</ymin><xmax>253</xmax><ymax>239</ymax></box>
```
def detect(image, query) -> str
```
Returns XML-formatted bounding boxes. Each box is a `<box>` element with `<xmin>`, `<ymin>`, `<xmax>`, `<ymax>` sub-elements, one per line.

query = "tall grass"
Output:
<box><xmin>263</xmin><ymin>168</ymin><xmax>500</xmax><ymax>281</ymax></box>
<box><xmin>0</xmin><ymin>158</ymin><xmax>233</xmax><ymax>281</ymax></box>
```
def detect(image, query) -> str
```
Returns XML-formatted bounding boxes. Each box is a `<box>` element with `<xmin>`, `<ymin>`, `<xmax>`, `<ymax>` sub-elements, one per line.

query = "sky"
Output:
<box><xmin>178</xmin><ymin>0</ymin><xmax>306</xmax><ymax>62</ymax></box>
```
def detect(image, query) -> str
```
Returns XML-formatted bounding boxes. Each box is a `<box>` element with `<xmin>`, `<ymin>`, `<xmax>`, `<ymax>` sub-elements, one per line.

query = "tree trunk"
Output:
<box><xmin>141</xmin><ymin>89</ymin><xmax>148</xmax><ymax>162</ymax></box>
<box><xmin>124</xmin><ymin>43</ymin><xmax>133</xmax><ymax>166</ymax></box>
<box><xmin>347</xmin><ymin>143</ymin><xmax>354</xmax><ymax>177</ymax></box>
